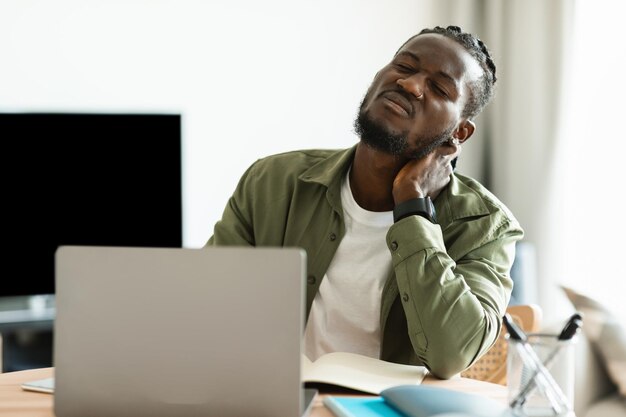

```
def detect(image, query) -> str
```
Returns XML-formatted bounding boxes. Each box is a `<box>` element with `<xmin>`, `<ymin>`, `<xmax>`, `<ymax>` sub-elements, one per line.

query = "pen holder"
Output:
<box><xmin>507</xmin><ymin>333</ymin><xmax>576</xmax><ymax>417</ymax></box>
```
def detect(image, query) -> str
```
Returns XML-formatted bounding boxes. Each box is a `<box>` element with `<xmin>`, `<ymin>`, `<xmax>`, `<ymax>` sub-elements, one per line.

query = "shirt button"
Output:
<box><xmin>307</xmin><ymin>275</ymin><xmax>316</xmax><ymax>285</ymax></box>
<box><xmin>329</xmin><ymin>232</ymin><xmax>337</xmax><ymax>241</ymax></box>
<box><xmin>402</xmin><ymin>293</ymin><xmax>409</xmax><ymax>302</ymax></box>
<box><xmin>390</xmin><ymin>241</ymin><xmax>398</xmax><ymax>251</ymax></box>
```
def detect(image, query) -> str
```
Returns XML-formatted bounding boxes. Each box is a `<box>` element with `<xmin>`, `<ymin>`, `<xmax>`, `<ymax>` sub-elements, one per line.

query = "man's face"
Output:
<box><xmin>355</xmin><ymin>34</ymin><xmax>483</xmax><ymax>159</ymax></box>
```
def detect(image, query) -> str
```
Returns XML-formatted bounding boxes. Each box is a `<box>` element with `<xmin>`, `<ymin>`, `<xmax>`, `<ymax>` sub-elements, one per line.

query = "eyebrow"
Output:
<box><xmin>395</xmin><ymin>51</ymin><xmax>459</xmax><ymax>90</ymax></box>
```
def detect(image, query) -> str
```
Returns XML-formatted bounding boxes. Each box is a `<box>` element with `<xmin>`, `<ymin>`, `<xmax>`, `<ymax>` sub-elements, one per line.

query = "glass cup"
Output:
<box><xmin>507</xmin><ymin>333</ymin><xmax>576</xmax><ymax>417</ymax></box>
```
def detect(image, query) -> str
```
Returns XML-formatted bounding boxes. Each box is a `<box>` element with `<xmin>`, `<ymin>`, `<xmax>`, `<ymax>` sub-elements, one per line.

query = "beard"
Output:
<box><xmin>354</xmin><ymin>96</ymin><xmax>455</xmax><ymax>160</ymax></box>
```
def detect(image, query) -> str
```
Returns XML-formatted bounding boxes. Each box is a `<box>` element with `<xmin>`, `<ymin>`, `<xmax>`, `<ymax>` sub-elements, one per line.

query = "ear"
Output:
<box><xmin>453</xmin><ymin>119</ymin><xmax>476</xmax><ymax>144</ymax></box>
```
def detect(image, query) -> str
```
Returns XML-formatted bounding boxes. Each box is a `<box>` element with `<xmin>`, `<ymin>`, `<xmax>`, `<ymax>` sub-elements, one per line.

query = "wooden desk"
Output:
<box><xmin>0</xmin><ymin>368</ymin><xmax>508</xmax><ymax>416</ymax></box>
<box><xmin>0</xmin><ymin>367</ymin><xmax>54</xmax><ymax>416</ymax></box>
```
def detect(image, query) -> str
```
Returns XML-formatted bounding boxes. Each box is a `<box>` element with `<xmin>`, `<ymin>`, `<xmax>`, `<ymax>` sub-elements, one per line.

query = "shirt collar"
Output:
<box><xmin>298</xmin><ymin>145</ymin><xmax>357</xmax><ymax>188</ymax></box>
<box><xmin>298</xmin><ymin>144</ymin><xmax>490</xmax><ymax>224</ymax></box>
<box><xmin>298</xmin><ymin>146</ymin><xmax>356</xmax><ymax>215</ymax></box>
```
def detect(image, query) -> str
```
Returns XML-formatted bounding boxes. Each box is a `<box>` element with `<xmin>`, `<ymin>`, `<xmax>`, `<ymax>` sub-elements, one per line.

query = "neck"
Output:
<box><xmin>350</xmin><ymin>142</ymin><xmax>406</xmax><ymax>212</ymax></box>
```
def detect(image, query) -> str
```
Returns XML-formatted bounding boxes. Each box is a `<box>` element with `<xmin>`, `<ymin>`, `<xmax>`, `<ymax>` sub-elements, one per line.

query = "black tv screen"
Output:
<box><xmin>1</xmin><ymin>113</ymin><xmax>182</xmax><ymax>297</ymax></box>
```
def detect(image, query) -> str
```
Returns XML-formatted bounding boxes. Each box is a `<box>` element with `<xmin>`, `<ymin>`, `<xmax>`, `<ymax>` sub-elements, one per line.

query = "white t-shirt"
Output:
<box><xmin>303</xmin><ymin>169</ymin><xmax>394</xmax><ymax>360</ymax></box>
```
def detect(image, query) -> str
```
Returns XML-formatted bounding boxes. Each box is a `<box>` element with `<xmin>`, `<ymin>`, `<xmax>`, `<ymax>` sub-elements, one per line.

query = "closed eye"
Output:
<box><xmin>394</xmin><ymin>62</ymin><xmax>415</xmax><ymax>72</ymax></box>
<box><xmin>394</xmin><ymin>63</ymin><xmax>414</xmax><ymax>73</ymax></box>
<box><xmin>429</xmin><ymin>81</ymin><xmax>449</xmax><ymax>98</ymax></box>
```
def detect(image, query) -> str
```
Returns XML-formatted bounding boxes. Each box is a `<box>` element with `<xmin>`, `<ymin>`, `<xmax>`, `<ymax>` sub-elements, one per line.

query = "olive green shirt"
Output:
<box><xmin>207</xmin><ymin>146</ymin><xmax>524</xmax><ymax>378</ymax></box>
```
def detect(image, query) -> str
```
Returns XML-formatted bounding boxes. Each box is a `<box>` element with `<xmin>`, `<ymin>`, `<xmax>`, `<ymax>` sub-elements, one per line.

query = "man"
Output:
<box><xmin>207</xmin><ymin>26</ymin><xmax>523</xmax><ymax>379</ymax></box>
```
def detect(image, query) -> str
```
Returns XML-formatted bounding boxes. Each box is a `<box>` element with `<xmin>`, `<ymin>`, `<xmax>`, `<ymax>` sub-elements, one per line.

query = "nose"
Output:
<box><xmin>397</xmin><ymin>75</ymin><xmax>424</xmax><ymax>99</ymax></box>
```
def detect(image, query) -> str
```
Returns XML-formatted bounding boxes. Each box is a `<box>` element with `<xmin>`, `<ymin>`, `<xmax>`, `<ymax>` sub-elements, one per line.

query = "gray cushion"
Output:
<box><xmin>562</xmin><ymin>286</ymin><xmax>626</xmax><ymax>397</ymax></box>
<box><xmin>584</xmin><ymin>394</ymin><xmax>626</xmax><ymax>417</ymax></box>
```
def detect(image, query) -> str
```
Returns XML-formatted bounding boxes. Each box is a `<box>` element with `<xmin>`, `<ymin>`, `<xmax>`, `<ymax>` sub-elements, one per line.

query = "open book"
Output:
<box><xmin>301</xmin><ymin>352</ymin><xmax>428</xmax><ymax>395</ymax></box>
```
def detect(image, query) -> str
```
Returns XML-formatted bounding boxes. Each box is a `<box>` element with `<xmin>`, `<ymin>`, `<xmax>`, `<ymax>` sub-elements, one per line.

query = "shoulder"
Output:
<box><xmin>242</xmin><ymin>148</ymin><xmax>350</xmax><ymax>187</ymax></box>
<box><xmin>234</xmin><ymin>148</ymin><xmax>349</xmax><ymax>198</ymax></box>
<box><xmin>454</xmin><ymin>173</ymin><xmax>518</xmax><ymax>221</ymax></box>
<box><xmin>441</xmin><ymin>173</ymin><xmax>523</xmax><ymax>237</ymax></box>
<box><xmin>249</xmin><ymin>149</ymin><xmax>343</xmax><ymax>173</ymax></box>
<box><xmin>438</xmin><ymin>173</ymin><xmax>524</xmax><ymax>258</ymax></box>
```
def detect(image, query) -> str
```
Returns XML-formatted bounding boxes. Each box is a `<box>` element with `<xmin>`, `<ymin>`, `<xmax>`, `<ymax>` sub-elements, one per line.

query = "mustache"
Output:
<box><xmin>378</xmin><ymin>88</ymin><xmax>416</xmax><ymax>116</ymax></box>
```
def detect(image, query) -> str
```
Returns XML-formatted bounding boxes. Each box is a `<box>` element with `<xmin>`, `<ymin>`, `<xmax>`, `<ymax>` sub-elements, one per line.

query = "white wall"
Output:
<box><xmin>0</xmin><ymin>0</ymin><xmax>431</xmax><ymax>248</ymax></box>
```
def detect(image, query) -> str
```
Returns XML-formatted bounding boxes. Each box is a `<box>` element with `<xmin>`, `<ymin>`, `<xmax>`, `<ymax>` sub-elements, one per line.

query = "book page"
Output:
<box><xmin>21</xmin><ymin>377</ymin><xmax>55</xmax><ymax>394</ymax></box>
<box><xmin>301</xmin><ymin>352</ymin><xmax>428</xmax><ymax>395</ymax></box>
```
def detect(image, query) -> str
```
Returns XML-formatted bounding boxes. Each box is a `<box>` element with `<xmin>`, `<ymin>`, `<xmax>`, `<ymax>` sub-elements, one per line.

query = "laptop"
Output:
<box><xmin>51</xmin><ymin>245</ymin><xmax>316</xmax><ymax>417</ymax></box>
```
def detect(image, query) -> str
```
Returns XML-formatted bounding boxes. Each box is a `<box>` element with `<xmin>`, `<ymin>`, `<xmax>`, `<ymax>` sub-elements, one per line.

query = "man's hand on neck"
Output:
<box><xmin>350</xmin><ymin>141</ymin><xmax>461</xmax><ymax>212</ymax></box>
<box><xmin>391</xmin><ymin>141</ymin><xmax>460</xmax><ymax>205</ymax></box>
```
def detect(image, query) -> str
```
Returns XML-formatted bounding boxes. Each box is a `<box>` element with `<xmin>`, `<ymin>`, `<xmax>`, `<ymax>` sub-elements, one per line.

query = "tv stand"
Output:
<box><xmin>0</xmin><ymin>295</ymin><xmax>55</xmax><ymax>372</ymax></box>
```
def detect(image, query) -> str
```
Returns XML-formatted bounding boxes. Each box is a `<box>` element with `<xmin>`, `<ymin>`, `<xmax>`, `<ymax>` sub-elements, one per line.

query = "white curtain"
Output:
<box><xmin>417</xmin><ymin>0</ymin><xmax>576</xmax><ymax>322</ymax></box>
<box><xmin>559</xmin><ymin>0</ymin><xmax>626</xmax><ymax>323</ymax></box>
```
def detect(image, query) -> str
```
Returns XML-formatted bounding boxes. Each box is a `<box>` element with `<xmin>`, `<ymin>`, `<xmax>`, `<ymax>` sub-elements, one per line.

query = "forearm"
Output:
<box><xmin>387</xmin><ymin>215</ymin><xmax>520</xmax><ymax>378</ymax></box>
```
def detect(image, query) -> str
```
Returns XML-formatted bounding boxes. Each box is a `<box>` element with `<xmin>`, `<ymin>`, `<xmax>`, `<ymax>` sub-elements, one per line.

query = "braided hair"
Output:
<box><xmin>398</xmin><ymin>25</ymin><xmax>497</xmax><ymax>119</ymax></box>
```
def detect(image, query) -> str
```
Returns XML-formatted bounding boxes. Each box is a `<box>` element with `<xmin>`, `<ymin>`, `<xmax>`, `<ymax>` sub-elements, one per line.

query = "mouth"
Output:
<box><xmin>380</xmin><ymin>90</ymin><xmax>413</xmax><ymax>117</ymax></box>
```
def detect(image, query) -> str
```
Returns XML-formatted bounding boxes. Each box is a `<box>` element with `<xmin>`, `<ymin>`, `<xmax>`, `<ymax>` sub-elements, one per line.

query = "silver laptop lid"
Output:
<box><xmin>54</xmin><ymin>246</ymin><xmax>306</xmax><ymax>417</ymax></box>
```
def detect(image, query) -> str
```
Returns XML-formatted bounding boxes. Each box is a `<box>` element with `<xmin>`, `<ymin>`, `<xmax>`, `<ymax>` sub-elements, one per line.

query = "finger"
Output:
<box><xmin>437</xmin><ymin>146</ymin><xmax>461</xmax><ymax>162</ymax></box>
<box><xmin>453</xmin><ymin>141</ymin><xmax>462</xmax><ymax>158</ymax></box>
<box><xmin>442</xmin><ymin>137</ymin><xmax>462</xmax><ymax>159</ymax></box>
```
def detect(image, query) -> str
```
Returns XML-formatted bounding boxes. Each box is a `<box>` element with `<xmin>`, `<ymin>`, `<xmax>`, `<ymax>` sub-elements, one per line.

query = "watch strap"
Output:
<box><xmin>393</xmin><ymin>197</ymin><xmax>437</xmax><ymax>223</ymax></box>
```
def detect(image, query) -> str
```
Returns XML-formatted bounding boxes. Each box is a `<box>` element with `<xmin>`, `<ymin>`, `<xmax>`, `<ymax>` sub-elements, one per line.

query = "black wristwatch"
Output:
<box><xmin>393</xmin><ymin>197</ymin><xmax>437</xmax><ymax>223</ymax></box>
